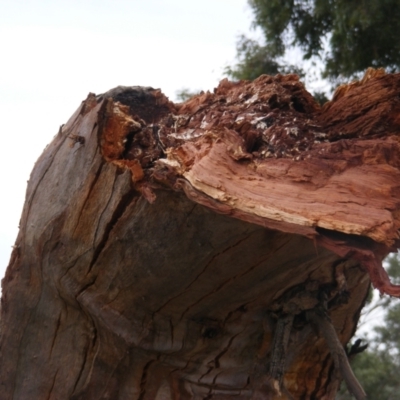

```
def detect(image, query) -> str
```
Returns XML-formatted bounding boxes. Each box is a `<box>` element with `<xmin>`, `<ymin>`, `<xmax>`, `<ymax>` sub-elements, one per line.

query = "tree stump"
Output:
<box><xmin>1</xmin><ymin>69</ymin><xmax>400</xmax><ymax>399</ymax></box>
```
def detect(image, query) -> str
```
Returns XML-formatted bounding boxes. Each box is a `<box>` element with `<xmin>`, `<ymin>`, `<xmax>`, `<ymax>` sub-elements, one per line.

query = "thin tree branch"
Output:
<box><xmin>308</xmin><ymin>308</ymin><xmax>366</xmax><ymax>400</ymax></box>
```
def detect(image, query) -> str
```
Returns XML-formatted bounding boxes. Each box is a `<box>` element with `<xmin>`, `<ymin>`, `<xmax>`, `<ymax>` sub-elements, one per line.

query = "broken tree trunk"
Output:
<box><xmin>2</xmin><ymin>68</ymin><xmax>400</xmax><ymax>399</ymax></box>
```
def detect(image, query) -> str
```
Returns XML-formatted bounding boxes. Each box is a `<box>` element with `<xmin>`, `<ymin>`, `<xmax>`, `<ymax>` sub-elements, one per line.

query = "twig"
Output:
<box><xmin>307</xmin><ymin>307</ymin><xmax>366</xmax><ymax>400</ymax></box>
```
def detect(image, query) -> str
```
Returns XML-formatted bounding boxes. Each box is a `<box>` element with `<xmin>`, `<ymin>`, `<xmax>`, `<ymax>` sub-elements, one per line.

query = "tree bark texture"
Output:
<box><xmin>1</xmin><ymin>68</ymin><xmax>400</xmax><ymax>399</ymax></box>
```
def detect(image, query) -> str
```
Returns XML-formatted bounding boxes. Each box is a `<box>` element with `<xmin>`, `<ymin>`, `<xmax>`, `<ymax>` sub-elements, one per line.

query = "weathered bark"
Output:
<box><xmin>1</xmin><ymin>69</ymin><xmax>400</xmax><ymax>399</ymax></box>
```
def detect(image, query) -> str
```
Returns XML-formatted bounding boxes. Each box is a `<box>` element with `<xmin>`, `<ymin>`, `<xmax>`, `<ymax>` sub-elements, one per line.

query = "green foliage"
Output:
<box><xmin>386</xmin><ymin>253</ymin><xmax>400</xmax><ymax>284</ymax></box>
<box><xmin>249</xmin><ymin>0</ymin><xmax>332</xmax><ymax>59</ymax></box>
<box><xmin>224</xmin><ymin>36</ymin><xmax>281</xmax><ymax>81</ymax></box>
<box><xmin>326</xmin><ymin>0</ymin><xmax>400</xmax><ymax>80</ymax></box>
<box><xmin>175</xmin><ymin>88</ymin><xmax>201</xmax><ymax>102</ymax></box>
<box><xmin>228</xmin><ymin>0</ymin><xmax>400</xmax><ymax>84</ymax></box>
<box><xmin>312</xmin><ymin>90</ymin><xmax>329</xmax><ymax>105</ymax></box>
<box><xmin>337</xmin><ymin>350</ymin><xmax>400</xmax><ymax>399</ymax></box>
<box><xmin>224</xmin><ymin>35</ymin><xmax>305</xmax><ymax>81</ymax></box>
<box><xmin>375</xmin><ymin>303</ymin><xmax>400</xmax><ymax>355</ymax></box>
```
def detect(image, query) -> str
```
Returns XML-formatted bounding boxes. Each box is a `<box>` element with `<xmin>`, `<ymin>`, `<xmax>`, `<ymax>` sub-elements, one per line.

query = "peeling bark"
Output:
<box><xmin>1</xmin><ymin>69</ymin><xmax>400</xmax><ymax>399</ymax></box>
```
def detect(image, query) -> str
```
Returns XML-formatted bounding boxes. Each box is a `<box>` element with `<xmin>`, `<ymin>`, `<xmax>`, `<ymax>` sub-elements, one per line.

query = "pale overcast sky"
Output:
<box><xmin>0</xmin><ymin>0</ymin><xmax>254</xmax><ymax>281</ymax></box>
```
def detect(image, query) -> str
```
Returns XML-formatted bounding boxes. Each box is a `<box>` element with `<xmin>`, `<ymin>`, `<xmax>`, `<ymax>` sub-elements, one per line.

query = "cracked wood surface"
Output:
<box><xmin>1</xmin><ymin>69</ymin><xmax>400</xmax><ymax>399</ymax></box>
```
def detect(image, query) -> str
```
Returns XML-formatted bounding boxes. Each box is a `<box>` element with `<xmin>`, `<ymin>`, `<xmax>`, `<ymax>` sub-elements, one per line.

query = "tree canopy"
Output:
<box><xmin>228</xmin><ymin>0</ymin><xmax>400</xmax><ymax>85</ymax></box>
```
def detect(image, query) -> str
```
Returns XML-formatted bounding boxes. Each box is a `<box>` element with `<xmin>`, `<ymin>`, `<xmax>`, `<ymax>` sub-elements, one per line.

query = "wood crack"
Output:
<box><xmin>137</xmin><ymin>358</ymin><xmax>158</xmax><ymax>400</ymax></box>
<box><xmin>87</xmin><ymin>188</ymin><xmax>136</xmax><ymax>273</ymax></box>
<box><xmin>49</xmin><ymin>312</ymin><xmax>62</xmax><ymax>358</ymax></box>
<box><xmin>72</xmin><ymin>161</ymin><xmax>105</xmax><ymax>238</ymax></box>
<box><xmin>71</xmin><ymin>334</ymin><xmax>91</xmax><ymax>396</ymax></box>
<box><xmin>179</xmin><ymin>238</ymin><xmax>290</xmax><ymax>320</ymax></box>
<box><xmin>154</xmin><ymin>232</ymin><xmax>253</xmax><ymax>315</ymax></box>
<box><xmin>45</xmin><ymin>369</ymin><xmax>58</xmax><ymax>400</ymax></box>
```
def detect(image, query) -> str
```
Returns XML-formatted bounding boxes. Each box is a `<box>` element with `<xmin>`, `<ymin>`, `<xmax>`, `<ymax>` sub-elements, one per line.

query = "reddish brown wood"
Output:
<box><xmin>1</xmin><ymin>70</ymin><xmax>400</xmax><ymax>399</ymax></box>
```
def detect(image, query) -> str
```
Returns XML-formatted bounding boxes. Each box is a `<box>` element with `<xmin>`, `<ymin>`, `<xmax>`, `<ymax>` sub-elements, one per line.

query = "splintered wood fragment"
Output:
<box><xmin>268</xmin><ymin>314</ymin><xmax>294</xmax><ymax>394</ymax></box>
<box><xmin>1</xmin><ymin>70</ymin><xmax>400</xmax><ymax>399</ymax></box>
